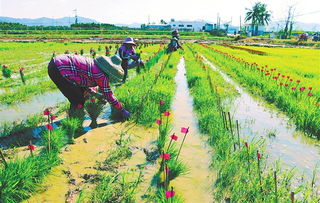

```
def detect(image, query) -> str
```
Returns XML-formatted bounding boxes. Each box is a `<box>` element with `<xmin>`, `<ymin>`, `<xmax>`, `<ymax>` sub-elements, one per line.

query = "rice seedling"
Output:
<box><xmin>84</xmin><ymin>97</ymin><xmax>104</xmax><ymax>128</ymax></box>
<box><xmin>61</xmin><ymin>118</ymin><xmax>81</xmax><ymax>144</ymax></box>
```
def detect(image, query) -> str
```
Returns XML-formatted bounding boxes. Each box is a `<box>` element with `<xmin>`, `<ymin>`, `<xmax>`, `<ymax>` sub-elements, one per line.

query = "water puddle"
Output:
<box><xmin>0</xmin><ymin>90</ymin><xmax>66</xmax><ymax>123</ymax></box>
<box><xmin>202</xmin><ymin>57</ymin><xmax>320</xmax><ymax>180</ymax></box>
<box><xmin>170</xmin><ymin>58</ymin><xmax>213</xmax><ymax>202</ymax></box>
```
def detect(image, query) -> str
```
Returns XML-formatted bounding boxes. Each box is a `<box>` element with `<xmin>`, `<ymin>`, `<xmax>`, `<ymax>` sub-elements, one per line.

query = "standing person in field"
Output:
<box><xmin>116</xmin><ymin>37</ymin><xmax>144</xmax><ymax>82</ymax></box>
<box><xmin>167</xmin><ymin>29</ymin><xmax>183</xmax><ymax>53</ymax></box>
<box><xmin>48</xmin><ymin>53</ymin><xmax>131</xmax><ymax>119</ymax></box>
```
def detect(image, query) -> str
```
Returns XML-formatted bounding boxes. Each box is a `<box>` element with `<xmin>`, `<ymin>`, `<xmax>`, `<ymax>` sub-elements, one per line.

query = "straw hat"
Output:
<box><xmin>94</xmin><ymin>55</ymin><xmax>124</xmax><ymax>83</ymax></box>
<box><xmin>123</xmin><ymin>37</ymin><xmax>136</xmax><ymax>45</ymax></box>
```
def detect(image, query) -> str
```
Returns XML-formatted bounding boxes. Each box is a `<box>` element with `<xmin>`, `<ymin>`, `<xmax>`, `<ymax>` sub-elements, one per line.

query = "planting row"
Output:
<box><xmin>0</xmin><ymin>42</ymin><xmax>161</xmax><ymax>105</ymax></box>
<box><xmin>184</xmin><ymin>45</ymin><xmax>319</xmax><ymax>202</ymax></box>
<box><xmin>194</xmin><ymin>43</ymin><xmax>320</xmax><ymax>137</ymax></box>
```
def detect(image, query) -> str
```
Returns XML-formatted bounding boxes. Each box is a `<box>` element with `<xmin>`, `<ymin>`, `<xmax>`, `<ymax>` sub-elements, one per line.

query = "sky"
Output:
<box><xmin>0</xmin><ymin>0</ymin><xmax>319</xmax><ymax>25</ymax></box>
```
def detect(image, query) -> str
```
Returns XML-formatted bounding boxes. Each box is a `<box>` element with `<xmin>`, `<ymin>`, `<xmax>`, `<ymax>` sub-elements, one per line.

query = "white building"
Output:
<box><xmin>168</xmin><ymin>20</ymin><xmax>213</xmax><ymax>32</ymax></box>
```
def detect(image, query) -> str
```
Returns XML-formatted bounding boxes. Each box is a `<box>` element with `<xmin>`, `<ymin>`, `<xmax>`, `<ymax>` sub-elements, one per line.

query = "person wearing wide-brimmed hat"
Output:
<box><xmin>48</xmin><ymin>54</ymin><xmax>130</xmax><ymax>119</ymax></box>
<box><xmin>167</xmin><ymin>29</ymin><xmax>183</xmax><ymax>53</ymax></box>
<box><xmin>116</xmin><ymin>37</ymin><xmax>144</xmax><ymax>82</ymax></box>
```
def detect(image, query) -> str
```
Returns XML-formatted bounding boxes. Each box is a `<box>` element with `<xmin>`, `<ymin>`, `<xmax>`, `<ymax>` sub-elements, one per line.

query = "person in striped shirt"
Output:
<box><xmin>48</xmin><ymin>54</ymin><xmax>130</xmax><ymax>119</ymax></box>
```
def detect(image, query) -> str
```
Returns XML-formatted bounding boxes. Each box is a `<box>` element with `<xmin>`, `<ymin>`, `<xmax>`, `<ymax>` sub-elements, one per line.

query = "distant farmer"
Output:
<box><xmin>167</xmin><ymin>29</ymin><xmax>183</xmax><ymax>53</ymax></box>
<box><xmin>48</xmin><ymin>54</ymin><xmax>131</xmax><ymax>119</ymax></box>
<box><xmin>116</xmin><ymin>37</ymin><xmax>144</xmax><ymax>82</ymax></box>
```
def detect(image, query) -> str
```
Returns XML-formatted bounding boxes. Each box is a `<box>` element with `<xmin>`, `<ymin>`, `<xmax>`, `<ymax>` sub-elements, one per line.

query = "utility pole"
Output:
<box><xmin>217</xmin><ymin>13</ymin><xmax>219</xmax><ymax>30</ymax></box>
<box><xmin>283</xmin><ymin>6</ymin><xmax>293</xmax><ymax>39</ymax></box>
<box><xmin>73</xmin><ymin>9</ymin><xmax>78</xmax><ymax>24</ymax></box>
<box><xmin>239</xmin><ymin>16</ymin><xmax>242</xmax><ymax>33</ymax></box>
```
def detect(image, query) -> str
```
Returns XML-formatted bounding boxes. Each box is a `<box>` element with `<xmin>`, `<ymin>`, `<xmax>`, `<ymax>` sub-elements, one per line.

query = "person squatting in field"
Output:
<box><xmin>167</xmin><ymin>29</ymin><xmax>183</xmax><ymax>53</ymax></box>
<box><xmin>116</xmin><ymin>37</ymin><xmax>144</xmax><ymax>82</ymax></box>
<box><xmin>48</xmin><ymin>53</ymin><xmax>131</xmax><ymax>119</ymax></box>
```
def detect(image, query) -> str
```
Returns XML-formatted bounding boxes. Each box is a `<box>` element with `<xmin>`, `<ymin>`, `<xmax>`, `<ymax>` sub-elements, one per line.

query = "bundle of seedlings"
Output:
<box><xmin>85</xmin><ymin>97</ymin><xmax>104</xmax><ymax>128</ymax></box>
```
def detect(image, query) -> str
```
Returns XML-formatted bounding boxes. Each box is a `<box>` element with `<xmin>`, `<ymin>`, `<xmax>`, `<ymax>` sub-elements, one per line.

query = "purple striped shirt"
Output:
<box><xmin>53</xmin><ymin>54</ymin><xmax>122</xmax><ymax>109</ymax></box>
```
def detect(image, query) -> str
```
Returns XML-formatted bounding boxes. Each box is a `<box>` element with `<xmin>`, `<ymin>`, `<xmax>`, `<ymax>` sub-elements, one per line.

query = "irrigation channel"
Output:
<box><xmin>202</xmin><ymin>56</ymin><xmax>320</xmax><ymax>183</ymax></box>
<box><xmin>170</xmin><ymin>58</ymin><xmax>213</xmax><ymax>202</ymax></box>
<box><xmin>0</xmin><ymin>90</ymin><xmax>66</xmax><ymax>123</ymax></box>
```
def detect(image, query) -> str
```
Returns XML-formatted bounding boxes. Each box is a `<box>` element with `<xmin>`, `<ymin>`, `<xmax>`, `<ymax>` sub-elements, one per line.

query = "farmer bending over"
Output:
<box><xmin>116</xmin><ymin>37</ymin><xmax>144</xmax><ymax>82</ymax></box>
<box><xmin>167</xmin><ymin>29</ymin><xmax>183</xmax><ymax>53</ymax></box>
<box><xmin>48</xmin><ymin>54</ymin><xmax>131</xmax><ymax>119</ymax></box>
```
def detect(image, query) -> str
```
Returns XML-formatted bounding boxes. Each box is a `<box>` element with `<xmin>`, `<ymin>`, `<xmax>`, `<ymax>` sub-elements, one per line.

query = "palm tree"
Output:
<box><xmin>245</xmin><ymin>2</ymin><xmax>271</xmax><ymax>36</ymax></box>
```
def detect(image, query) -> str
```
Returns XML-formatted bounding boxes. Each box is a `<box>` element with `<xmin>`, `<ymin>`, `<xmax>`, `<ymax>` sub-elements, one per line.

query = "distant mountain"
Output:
<box><xmin>266</xmin><ymin>21</ymin><xmax>320</xmax><ymax>32</ymax></box>
<box><xmin>0</xmin><ymin>16</ymin><xmax>99</xmax><ymax>26</ymax></box>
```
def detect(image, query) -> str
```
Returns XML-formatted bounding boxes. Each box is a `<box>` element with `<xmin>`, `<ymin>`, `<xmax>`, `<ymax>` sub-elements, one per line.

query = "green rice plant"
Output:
<box><xmin>89</xmin><ymin>172</ymin><xmax>142</xmax><ymax>202</ymax></box>
<box><xmin>61</xmin><ymin>118</ymin><xmax>81</xmax><ymax>144</ymax></box>
<box><xmin>84</xmin><ymin>97</ymin><xmax>104</xmax><ymax>128</ymax></box>
<box><xmin>98</xmin><ymin>141</ymin><xmax>133</xmax><ymax>171</ymax></box>
<box><xmin>2</xmin><ymin>65</ymin><xmax>11</xmax><ymax>78</ymax></box>
<box><xmin>112</xmin><ymin>52</ymin><xmax>179</xmax><ymax>126</ymax></box>
<box><xmin>0</xmin><ymin>152</ymin><xmax>60</xmax><ymax>202</ymax></box>
<box><xmin>41</xmin><ymin>128</ymin><xmax>66</xmax><ymax>153</ymax></box>
<box><xmin>194</xmin><ymin>43</ymin><xmax>320</xmax><ymax>138</ymax></box>
<box><xmin>183</xmin><ymin>45</ymin><xmax>319</xmax><ymax>202</ymax></box>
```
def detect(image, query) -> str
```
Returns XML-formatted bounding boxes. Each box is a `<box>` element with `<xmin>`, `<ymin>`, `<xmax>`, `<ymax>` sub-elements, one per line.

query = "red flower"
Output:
<box><xmin>181</xmin><ymin>127</ymin><xmax>189</xmax><ymax>133</ymax></box>
<box><xmin>244</xmin><ymin>142</ymin><xmax>248</xmax><ymax>148</ymax></box>
<box><xmin>290</xmin><ymin>79</ymin><xmax>293</xmax><ymax>82</ymax></box>
<box><xmin>77</xmin><ymin>104</ymin><xmax>83</xmax><ymax>109</ymax></box>
<box><xmin>160</xmin><ymin>153</ymin><xmax>171</xmax><ymax>160</ymax></box>
<box><xmin>43</xmin><ymin>109</ymin><xmax>50</xmax><ymax>116</ymax></box>
<box><xmin>159</xmin><ymin>100</ymin><xmax>164</xmax><ymax>105</ymax></box>
<box><xmin>300</xmin><ymin>87</ymin><xmax>305</xmax><ymax>92</ymax></box>
<box><xmin>291</xmin><ymin>87</ymin><xmax>296</xmax><ymax>91</ymax></box>
<box><xmin>28</xmin><ymin>145</ymin><xmax>35</xmax><ymax>151</ymax></box>
<box><xmin>296</xmin><ymin>80</ymin><xmax>300</xmax><ymax>83</ymax></box>
<box><xmin>164</xmin><ymin>112</ymin><xmax>170</xmax><ymax>116</ymax></box>
<box><xmin>90</xmin><ymin>98</ymin><xmax>96</xmax><ymax>102</ymax></box>
<box><xmin>282</xmin><ymin>75</ymin><xmax>285</xmax><ymax>78</ymax></box>
<box><xmin>165</xmin><ymin>190</ymin><xmax>175</xmax><ymax>198</ymax></box>
<box><xmin>308</xmin><ymin>92</ymin><xmax>312</xmax><ymax>96</ymax></box>
<box><xmin>46</xmin><ymin>124</ymin><xmax>53</xmax><ymax>130</ymax></box>
<box><xmin>2</xmin><ymin>64</ymin><xmax>8</xmax><ymax>68</ymax></box>
<box><xmin>257</xmin><ymin>152</ymin><xmax>261</xmax><ymax>159</ymax></box>
<box><xmin>19</xmin><ymin>67</ymin><xmax>25</xmax><ymax>72</ymax></box>
<box><xmin>308</xmin><ymin>87</ymin><xmax>312</xmax><ymax>90</ymax></box>
<box><xmin>50</xmin><ymin>115</ymin><xmax>56</xmax><ymax>121</ymax></box>
<box><xmin>156</xmin><ymin>120</ymin><xmax>162</xmax><ymax>125</ymax></box>
<box><xmin>287</xmin><ymin>76</ymin><xmax>290</xmax><ymax>79</ymax></box>
<box><xmin>277</xmin><ymin>73</ymin><xmax>280</xmax><ymax>76</ymax></box>
<box><xmin>285</xmin><ymin>84</ymin><xmax>289</xmax><ymax>87</ymax></box>
<box><xmin>171</xmin><ymin>134</ymin><xmax>178</xmax><ymax>141</ymax></box>
<box><xmin>280</xmin><ymin>83</ymin><xmax>283</xmax><ymax>86</ymax></box>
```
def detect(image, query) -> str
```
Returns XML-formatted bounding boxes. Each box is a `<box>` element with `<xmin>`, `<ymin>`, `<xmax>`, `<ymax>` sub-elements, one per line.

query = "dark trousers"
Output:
<box><xmin>48</xmin><ymin>59</ymin><xmax>85</xmax><ymax>108</ymax></box>
<box><xmin>121</xmin><ymin>60</ymin><xmax>128</xmax><ymax>82</ymax></box>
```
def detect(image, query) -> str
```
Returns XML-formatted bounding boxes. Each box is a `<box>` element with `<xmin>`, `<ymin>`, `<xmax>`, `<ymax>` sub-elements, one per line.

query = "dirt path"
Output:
<box><xmin>22</xmin><ymin>118</ymin><xmax>157</xmax><ymax>203</ymax></box>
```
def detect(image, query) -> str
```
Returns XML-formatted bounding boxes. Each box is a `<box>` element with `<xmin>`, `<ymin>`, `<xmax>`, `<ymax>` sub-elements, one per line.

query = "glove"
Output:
<box><xmin>121</xmin><ymin>108</ymin><xmax>131</xmax><ymax>119</ymax></box>
<box><xmin>131</xmin><ymin>54</ymin><xmax>140</xmax><ymax>61</ymax></box>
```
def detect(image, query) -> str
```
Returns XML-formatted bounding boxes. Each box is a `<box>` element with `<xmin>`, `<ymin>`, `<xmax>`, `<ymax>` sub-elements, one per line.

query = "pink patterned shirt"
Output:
<box><xmin>53</xmin><ymin>54</ymin><xmax>122</xmax><ymax>109</ymax></box>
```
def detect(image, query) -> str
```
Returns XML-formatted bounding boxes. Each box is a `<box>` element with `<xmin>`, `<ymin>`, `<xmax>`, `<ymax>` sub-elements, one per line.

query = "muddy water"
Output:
<box><xmin>202</xmin><ymin>57</ymin><xmax>320</xmax><ymax>180</ymax></box>
<box><xmin>0</xmin><ymin>90</ymin><xmax>66</xmax><ymax>123</ymax></box>
<box><xmin>170</xmin><ymin>58</ymin><xmax>213</xmax><ymax>202</ymax></box>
